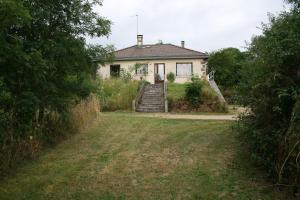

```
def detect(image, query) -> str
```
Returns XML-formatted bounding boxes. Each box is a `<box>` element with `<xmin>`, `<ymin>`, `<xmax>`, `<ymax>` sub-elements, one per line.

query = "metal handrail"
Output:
<box><xmin>164</xmin><ymin>81</ymin><xmax>167</xmax><ymax>100</ymax></box>
<box><xmin>134</xmin><ymin>82</ymin><xmax>147</xmax><ymax>111</ymax></box>
<box><xmin>164</xmin><ymin>81</ymin><xmax>168</xmax><ymax>112</ymax></box>
<box><xmin>207</xmin><ymin>70</ymin><xmax>215</xmax><ymax>81</ymax></box>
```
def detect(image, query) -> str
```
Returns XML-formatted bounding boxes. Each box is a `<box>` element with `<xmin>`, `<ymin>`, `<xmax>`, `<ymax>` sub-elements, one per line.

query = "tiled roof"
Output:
<box><xmin>113</xmin><ymin>44</ymin><xmax>208</xmax><ymax>61</ymax></box>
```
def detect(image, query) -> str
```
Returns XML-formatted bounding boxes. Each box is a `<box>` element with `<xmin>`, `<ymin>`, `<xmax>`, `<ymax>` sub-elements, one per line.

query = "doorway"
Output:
<box><xmin>154</xmin><ymin>63</ymin><xmax>165</xmax><ymax>83</ymax></box>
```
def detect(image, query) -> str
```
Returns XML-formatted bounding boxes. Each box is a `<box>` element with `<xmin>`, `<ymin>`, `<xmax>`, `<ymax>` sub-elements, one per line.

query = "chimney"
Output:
<box><xmin>137</xmin><ymin>35</ymin><xmax>143</xmax><ymax>46</ymax></box>
<box><xmin>181</xmin><ymin>41</ymin><xmax>185</xmax><ymax>48</ymax></box>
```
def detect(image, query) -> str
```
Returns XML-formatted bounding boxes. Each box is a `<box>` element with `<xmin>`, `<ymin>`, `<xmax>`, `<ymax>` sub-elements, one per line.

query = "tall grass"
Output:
<box><xmin>68</xmin><ymin>95</ymin><xmax>101</xmax><ymax>133</ymax></box>
<box><xmin>0</xmin><ymin>95</ymin><xmax>101</xmax><ymax>177</ymax></box>
<box><xmin>97</xmin><ymin>78</ymin><xmax>139</xmax><ymax>111</ymax></box>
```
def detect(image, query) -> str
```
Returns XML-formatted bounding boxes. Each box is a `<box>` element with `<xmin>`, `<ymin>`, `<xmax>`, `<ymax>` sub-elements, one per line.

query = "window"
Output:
<box><xmin>135</xmin><ymin>64</ymin><xmax>148</xmax><ymax>75</ymax></box>
<box><xmin>110</xmin><ymin>65</ymin><xmax>120</xmax><ymax>77</ymax></box>
<box><xmin>176</xmin><ymin>63</ymin><xmax>193</xmax><ymax>76</ymax></box>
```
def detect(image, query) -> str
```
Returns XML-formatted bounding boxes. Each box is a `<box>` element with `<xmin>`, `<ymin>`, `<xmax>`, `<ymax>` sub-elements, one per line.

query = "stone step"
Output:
<box><xmin>141</xmin><ymin>98</ymin><xmax>163</xmax><ymax>101</ymax></box>
<box><xmin>136</xmin><ymin>110</ymin><xmax>164</xmax><ymax>113</ymax></box>
<box><xmin>142</xmin><ymin>97</ymin><xmax>162</xmax><ymax>100</ymax></box>
<box><xmin>137</xmin><ymin>104</ymin><xmax>164</xmax><ymax>107</ymax></box>
<box><xmin>140</xmin><ymin>101</ymin><xmax>163</xmax><ymax>104</ymax></box>
<box><xmin>143</xmin><ymin>92</ymin><xmax>163</xmax><ymax>95</ymax></box>
<box><xmin>142</xmin><ymin>95</ymin><xmax>163</xmax><ymax>99</ymax></box>
<box><xmin>143</xmin><ymin>92</ymin><xmax>163</xmax><ymax>96</ymax></box>
<box><xmin>144</xmin><ymin>92</ymin><xmax>163</xmax><ymax>94</ymax></box>
<box><xmin>141</xmin><ymin>100</ymin><xmax>163</xmax><ymax>103</ymax></box>
<box><xmin>137</xmin><ymin>106</ymin><xmax>164</xmax><ymax>109</ymax></box>
<box><xmin>147</xmin><ymin>85</ymin><xmax>163</xmax><ymax>87</ymax></box>
<box><xmin>139</xmin><ymin>103</ymin><xmax>164</xmax><ymax>107</ymax></box>
<box><xmin>144</xmin><ymin>90</ymin><xmax>163</xmax><ymax>93</ymax></box>
<box><xmin>146</xmin><ymin>87</ymin><xmax>162</xmax><ymax>89</ymax></box>
<box><xmin>136</xmin><ymin>108</ymin><xmax>164</xmax><ymax>112</ymax></box>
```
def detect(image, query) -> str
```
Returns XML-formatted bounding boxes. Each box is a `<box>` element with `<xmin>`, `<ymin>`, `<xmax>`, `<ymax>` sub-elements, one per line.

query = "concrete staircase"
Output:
<box><xmin>136</xmin><ymin>83</ymin><xmax>165</xmax><ymax>112</ymax></box>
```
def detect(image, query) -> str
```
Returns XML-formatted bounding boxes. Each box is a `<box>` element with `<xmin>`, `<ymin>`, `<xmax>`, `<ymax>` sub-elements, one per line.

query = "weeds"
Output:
<box><xmin>97</xmin><ymin>78</ymin><xmax>139</xmax><ymax>111</ymax></box>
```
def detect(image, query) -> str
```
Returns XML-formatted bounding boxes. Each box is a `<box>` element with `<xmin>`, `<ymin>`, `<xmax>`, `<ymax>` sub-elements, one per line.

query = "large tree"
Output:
<box><xmin>207</xmin><ymin>48</ymin><xmax>246</xmax><ymax>89</ymax></box>
<box><xmin>0</xmin><ymin>0</ymin><xmax>112</xmax><ymax>171</ymax></box>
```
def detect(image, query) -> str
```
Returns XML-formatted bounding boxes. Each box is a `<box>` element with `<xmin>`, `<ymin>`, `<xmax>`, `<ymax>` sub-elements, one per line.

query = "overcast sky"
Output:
<box><xmin>87</xmin><ymin>0</ymin><xmax>289</xmax><ymax>52</ymax></box>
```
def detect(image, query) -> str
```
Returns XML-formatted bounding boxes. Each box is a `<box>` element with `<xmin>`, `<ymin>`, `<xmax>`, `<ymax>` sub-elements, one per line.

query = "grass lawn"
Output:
<box><xmin>167</xmin><ymin>83</ymin><xmax>186</xmax><ymax>101</ymax></box>
<box><xmin>0</xmin><ymin>113</ymin><xmax>286</xmax><ymax>200</ymax></box>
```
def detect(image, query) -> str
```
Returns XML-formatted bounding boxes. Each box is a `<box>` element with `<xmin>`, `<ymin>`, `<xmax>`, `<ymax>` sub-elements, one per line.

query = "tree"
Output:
<box><xmin>207</xmin><ymin>48</ymin><xmax>246</xmax><ymax>89</ymax></box>
<box><xmin>0</xmin><ymin>0</ymin><xmax>113</xmax><ymax>172</ymax></box>
<box><xmin>238</xmin><ymin>0</ymin><xmax>300</xmax><ymax>188</ymax></box>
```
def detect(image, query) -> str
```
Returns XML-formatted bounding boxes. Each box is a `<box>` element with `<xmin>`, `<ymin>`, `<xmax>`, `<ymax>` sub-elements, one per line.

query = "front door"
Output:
<box><xmin>154</xmin><ymin>63</ymin><xmax>165</xmax><ymax>83</ymax></box>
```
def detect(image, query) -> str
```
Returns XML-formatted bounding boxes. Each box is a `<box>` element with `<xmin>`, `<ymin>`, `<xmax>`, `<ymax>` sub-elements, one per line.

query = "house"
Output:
<box><xmin>98</xmin><ymin>35</ymin><xmax>209</xmax><ymax>84</ymax></box>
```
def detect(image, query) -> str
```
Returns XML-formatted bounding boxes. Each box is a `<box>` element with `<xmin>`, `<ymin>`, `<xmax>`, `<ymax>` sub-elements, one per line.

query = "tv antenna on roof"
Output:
<box><xmin>136</xmin><ymin>14</ymin><xmax>139</xmax><ymax>35</ymax></box>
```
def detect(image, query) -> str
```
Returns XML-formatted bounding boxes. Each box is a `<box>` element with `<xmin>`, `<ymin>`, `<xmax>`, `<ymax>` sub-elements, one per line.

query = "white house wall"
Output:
<box><xmin>98</xmin><ymin>58</ymin><xmax>207</xmax><ymax>84</ymax></box>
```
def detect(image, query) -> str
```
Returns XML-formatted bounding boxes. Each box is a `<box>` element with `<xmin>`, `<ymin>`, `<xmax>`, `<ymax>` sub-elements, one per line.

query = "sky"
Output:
<box><xmin>87</xmin><ymin>0</ymin><xmax>289</xmax><ymax>52</ymax></box>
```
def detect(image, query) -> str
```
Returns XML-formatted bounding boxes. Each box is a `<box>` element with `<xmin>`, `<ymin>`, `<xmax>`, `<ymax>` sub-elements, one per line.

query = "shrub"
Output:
<box><xmin>120</xmin><ymin>69</ymin><xmax>133</xmax><ymax>83</ymax></box>
<box><xmin>167</xmin><ymin>72</ymin><xmax>175</xmax><ymax>83</ymax></box>
<box><xmin>237</xmin><ymin>1</ymin><xmax>300</xmax><ymax>189</ymax></box>
<box><xmin>185</xmin><ymin>76</ymin><xmax>203</xmax><ymax>107</ymax></box>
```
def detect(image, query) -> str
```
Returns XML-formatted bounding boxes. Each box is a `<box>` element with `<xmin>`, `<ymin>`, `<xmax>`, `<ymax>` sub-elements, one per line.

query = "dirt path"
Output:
<box><xmin>132</xmin><ymin>113</ymin><xmax>238</xmax><ymax>120</ymax></box>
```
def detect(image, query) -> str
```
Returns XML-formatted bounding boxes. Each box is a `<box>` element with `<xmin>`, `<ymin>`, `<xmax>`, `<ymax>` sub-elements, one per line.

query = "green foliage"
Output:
<box><xmin>0</xmin><ymin>0</ymin><xmax>112</xmax><ymax>174</ymax></box>
<box><xmin>97</xmin><ymin>78</ymin><xmax>139</xmax><ymax>111</ymax></box>
<box><xmin>166</xmin><ymin>72</ymin><xmax>175</xmax><ymax>83</ymax></box>
<box><xmin>208</xmin><ymin>48</ymin><xmax>246</xmax><ymax>89</ymax></box>
<box><xmin>119</xmin><ymin>69</ymin><xmax>133</xmax><ymax>83</ymax></box>
<box><xmin>167</xmin><ymin>81</ymin><xmax>227</xmax><ymax>112</ymax></box>
<box><xmin>238</xmin><ymin>1</ymin><xmax>300</xmax><ymax>188</ymax></box>
<box><xmin>185</xmin><ymin>76</ymin><xmax>203</xmax><ymax>107</ymax></box>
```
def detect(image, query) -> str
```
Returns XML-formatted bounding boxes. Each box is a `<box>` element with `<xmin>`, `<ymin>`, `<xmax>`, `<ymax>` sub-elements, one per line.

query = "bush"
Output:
<box><xmin>167</xmin><ymin>72</ymin><xmax>175</xmax><ymax>83</ymax></box>
<box><xmin>221</xmin><ymin>88</ymin><xmax>241</xmax><ymax>104</ymax></box>
<box><xmin>237</xmin><ymin>1</ymin><xmax>300</xmax><ymax>189</ymax></box>
<box><xmin>120</xmin><ymin>69</ymin><xmax>133</xmax><ymax>83</ymax></box>
<box><xmin>185</xmin><ymin>76</ymin><xmax>203</xmax><ymax>107</ymax></box>
<box><xmin>97</xmin><ymin>78</ymin><xmax>139</xmax><ymax>111</ymax></box>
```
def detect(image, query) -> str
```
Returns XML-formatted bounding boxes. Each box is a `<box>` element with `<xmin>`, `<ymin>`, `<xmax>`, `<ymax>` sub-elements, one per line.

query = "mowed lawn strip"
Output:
<box><xmin>0</xmin><ymin>113</ymin><xmax>284</xmax><ymax>200</ymax></box>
